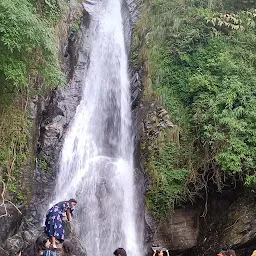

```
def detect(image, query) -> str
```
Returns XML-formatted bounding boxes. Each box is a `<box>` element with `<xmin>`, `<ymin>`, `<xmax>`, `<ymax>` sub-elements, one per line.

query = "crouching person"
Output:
<box><xmin>44</xmin><ymin>199</ymin><xmax>77</xmax><ymax>249</ymax></box>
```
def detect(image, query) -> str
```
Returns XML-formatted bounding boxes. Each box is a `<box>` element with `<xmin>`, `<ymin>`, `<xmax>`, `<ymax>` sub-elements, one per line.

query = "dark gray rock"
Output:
<box><xmin>37</xmin><ymin>10</ymin><xmax>91</xmax><ymax>175</ymax></box>
<box><xmin>152</xmin><ymin>209</ymin><xmax>200</xmax><ymax>250</ymax></box>
<box><xmin>144</xmin><ymin>207</ymin><xmax>200</xmax><ymax>252</ymax></box>
<box><xmin>221</xmin><ymin>197</ymin><xmax>256</xmax><ymax>246</ymax></box>
<box><xmin>0</xmin><ymin>248</ymin><xmax>8</xmax><ymax>256</ymax></box>
<box><xmin>127</xmin><ymin>0</ymin><xmax>141</xmax><ymax>25</ymax></box>
<box><xmin>0</xmin><ymin>203</ymin><xmax>24</xmax><ymax>245</ymax></box>
<box><xmin>5</xmin><ymin>229</ymin><xmax>41</xmax><ymax>256</ymax></box>
<box><xmin>62</xmin><ymin>221</ymin><xmax>87</xmax><ymax>256</ymax></box>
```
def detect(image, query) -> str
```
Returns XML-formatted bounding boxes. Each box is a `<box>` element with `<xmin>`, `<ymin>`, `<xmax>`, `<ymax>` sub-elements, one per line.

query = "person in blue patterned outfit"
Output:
<box><xmin>44</xmin><ymin>199</ymin><xmax>77</xmax><ymax>249</ymax></box>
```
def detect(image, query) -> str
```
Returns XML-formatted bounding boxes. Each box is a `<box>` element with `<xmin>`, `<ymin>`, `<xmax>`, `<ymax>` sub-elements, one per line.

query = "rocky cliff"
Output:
<box><xmin>131</xmin><ymin>2</ymin><xmax>256</xmax><ymax>256</ymax></box>
<box><xmin>0</xmin><ymin>1</ymin><xmax>88</xmax><ymax>255</ymax></box>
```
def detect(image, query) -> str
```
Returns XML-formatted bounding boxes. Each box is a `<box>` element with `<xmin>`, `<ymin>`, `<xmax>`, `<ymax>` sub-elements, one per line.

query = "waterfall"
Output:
<box><xmin>53</xmin><ymin>0</ymin><xmax>143</xmax><ymax>255</ymax></box>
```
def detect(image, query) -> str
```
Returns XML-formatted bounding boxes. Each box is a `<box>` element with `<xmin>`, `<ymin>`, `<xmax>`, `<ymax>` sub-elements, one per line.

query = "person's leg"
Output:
<box><xmin>52</xmin><ymin>236</ymin><xmax>57</xmax><ymax>248</ymax></box>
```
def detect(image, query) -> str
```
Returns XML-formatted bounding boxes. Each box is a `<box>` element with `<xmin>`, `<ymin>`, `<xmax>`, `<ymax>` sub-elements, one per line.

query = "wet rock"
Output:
<box><xmin>0</xmin><ymin>203</ymin><xmax>24</xmax><ymax>245</ymax></box>
<box><xmin>127</xmin><ymin>0</ymin><xmax>140</xmax><ymax>25</ymax></box>
<box><xmin>147</xmin><ymin>209</ymin><xmax>200</xmax><ymax>251</ymax></box>
<box><xmin>222</xmin><ymin>197</ymin><xmax>256</xmax><ymax>249</ymax></box>
<box><xmin>158</xmin><ymin>109</ymin><xmax>168</xmax><ymax>118</ymax></box>
<box><xmin>0</xmin><ymin>248</ymin><xmax>8</xmax><ymax>256</ymax></box>
<box><xmin>159</xmin><ymin>120</ymin><xmax>175</xmax><ymax>128</ymax></box>
<box><xmin>63</xmin><ymin>221</ymin><xmax>87</xmax><ymax>256</ymax></box>
<box><xmin>6</xmin><ymin>232</ymin><xmax>27</xmax><ymax>256</ymax></box>
<box><xmin>38</xmin><ymin>11</ymin><xmax>91</xmax><ymax>172</ymax></box>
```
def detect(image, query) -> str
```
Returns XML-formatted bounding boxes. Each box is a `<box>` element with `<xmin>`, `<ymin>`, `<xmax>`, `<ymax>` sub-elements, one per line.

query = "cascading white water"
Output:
<box><xmin>53</xmin><ymin>0</ymin><xmax>143</xmax><ymax>255</ymax></box>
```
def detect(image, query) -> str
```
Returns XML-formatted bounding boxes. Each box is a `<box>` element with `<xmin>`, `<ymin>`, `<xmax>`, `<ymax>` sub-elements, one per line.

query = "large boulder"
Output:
<box><xmin>193</xmin><ymin>192</ymin><xmax>256</xmax><ymax>256</ymax></box>
<box><xmin>220</xmin><ymin>196</ymin><xmax>256</xmax><ymax>256</ymax></box>
<box><xmin>0</xmin><ymin>203</ymin><xmax>24</xmax><ymax>245</ymax></box>
<box><xmin>5</xmin><ymin>229</ymin><xmax>41</xmax><ymax>256</ymax></box>
<box><xmin>146</xmin><ymin>207</ymin><xmax>200</xmax><ymax>251</ymax></box>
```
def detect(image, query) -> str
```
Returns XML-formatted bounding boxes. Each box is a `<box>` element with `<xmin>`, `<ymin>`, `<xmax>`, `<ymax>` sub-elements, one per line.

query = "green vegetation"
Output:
<box><xmin>40</xmin><ymin>0</ymin><xmax>69</xmax><ymax>24</ymax></box>
<box><xmin>38</xmin><ymin>154</ymin><xmax>52</xmax><ymax>175</ymax></box>
<box><xmin>133</xmin><ymin>0</ymin><xmax>256</xmax><ymax>216</ymax></box>
<box><xmin>0</xmin><ymin>0</ymin><xmax>64</xmax><ymax>105</ymax></box>
<box><xmin>0</xmin><ymin>102</ymin><xmax>30</xmax><ymax>202</ymax></box>
<box><xmin>146</xmin><ymin>143</ymin><xmax>189</xmax><ymax>217</ymax></box>
<box><xmin>0</xmin><ymin>0</ymin><xmax>68</xmax><ymax>202</ymax></box>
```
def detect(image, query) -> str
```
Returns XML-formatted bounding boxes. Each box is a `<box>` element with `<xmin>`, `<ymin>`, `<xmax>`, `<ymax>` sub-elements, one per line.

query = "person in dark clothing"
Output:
<box><xmin>224</xmin><ymin>250</ymin><xmax>236</xmax><ymax>256</ymax></box>
<box><xmin>113</xmin><ymin>248</ymin><xmax>127</xmax><ymax>256</ymax></box>
<box><xmin>152</xmin><ymin>249</ymin><xmax>169</xmax><ymax>256</ymax></box>
<box><xmin>44</xmin><ymin>199</ymin><xmax>77</xmax><ymax>249</ymax></box>
<box><xmin>31</xmin><ymin>236</ymin><xmax>54</xmax><ymax>256</ymax></box>
<box><xmin>218</xmin><ymin>249</ymin><xmax>236</xmax><ymax>256</ymax></box>
<box><xmin>153</xmin><ymin>250</ymin><xmax>163</xmax><ymax>256</ymax></box>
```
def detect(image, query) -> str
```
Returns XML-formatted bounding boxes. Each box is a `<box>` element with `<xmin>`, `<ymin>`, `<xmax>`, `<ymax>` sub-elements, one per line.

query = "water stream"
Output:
<box><xmin>53</xmin><ymin>0</ymin><xmax>143</xmax><ymax>255</ymax></box>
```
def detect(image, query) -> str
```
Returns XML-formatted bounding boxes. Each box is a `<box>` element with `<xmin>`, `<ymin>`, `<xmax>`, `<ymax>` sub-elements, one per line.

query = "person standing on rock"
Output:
<box><xmin>44</xmin><ymin>199</ymin><xmax>77</xmax><ymax>249</ymax></box>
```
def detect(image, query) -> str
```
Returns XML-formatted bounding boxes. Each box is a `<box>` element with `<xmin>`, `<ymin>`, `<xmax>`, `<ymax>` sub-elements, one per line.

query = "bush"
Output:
<box><xmin>0</xmin><ymin>0</ymin><xmax>64</xmax><ymax>105</ymax></box>
<box><xmin>134</xmin><ymin>0</ymin><xmax>256</xmax><ymax>216</ymax></box>
<box><xmin>0</xmin><ymin>0</ymin><xmax>66</xmax><ymax>201</ymax></box>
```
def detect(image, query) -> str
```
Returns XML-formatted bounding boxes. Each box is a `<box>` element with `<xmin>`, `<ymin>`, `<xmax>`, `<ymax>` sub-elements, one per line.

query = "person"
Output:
<box><xmin>153</xmin><ymin>250</ymin><xmax>163</xmax><ymax>256</ymax></box>
<box><xmin>251</xmin><ymin>250</ymin><xmax>256</xmax><ymax>256</ymax></box>
<box><xmin>217</xmin><ymin>249</ymin><xmax>236</xmax><ymax>256</ymax></box>
<box><xmin>44</xmin><ymin>199</ymin><xmax>77</xmax><ymax>249</ymax></box>
<box><xmin>113</xmin><ymin>248</ymin><xmax>127</xmax><ymax>256</ymax></box>
<box><xmin>31</xmin><ymin>236</ymin><xmax>54</xmax><ymax>256</ymax></box>
<box><xmin>61</xmin><ymin>240</ymin><xmax>74</xmax><ymax>256</ymax></box>
<box><xmin>152</xmin><ymin>249</ymin><xmax>169</xmax><ymax>256</ymax></box>
<box><xmin>224</xmin><ymin>250</ymin><xmax>236</xmax><ymax>256</ymax></box>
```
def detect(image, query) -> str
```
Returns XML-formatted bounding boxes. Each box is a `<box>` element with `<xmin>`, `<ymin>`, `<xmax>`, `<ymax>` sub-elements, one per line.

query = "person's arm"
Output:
<box><xmin>66</xmin><ymin>208</ymin><xmax>71</xmax><ymax>222</ymax></box>
<box><xmin>166</xmin><ymin>250</ymin><xmax>169</xmax><ymax>256</ymax></box>
<box><xmin>152</xmin><ymin>250</ymin><xmax>156</xmax><ymax>256</ymax></box>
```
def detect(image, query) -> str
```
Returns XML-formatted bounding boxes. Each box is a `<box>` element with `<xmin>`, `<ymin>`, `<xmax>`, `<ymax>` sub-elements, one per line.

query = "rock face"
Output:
<box><xmin>3</xmin><ymin>3</ymin><xmax>90</xmax><ymax>255</ymax></box>
<box><xmin>144</xmin><ymin>206</ymin><xmax>200</xmax><ymax>255</ymax></box>
<box><xmin>0</xmin><ymin>203</ymin><xmax>24</xmax><ymax>245</ymax></box>
<box><xmin>152</xmin><ymin>209</ymin><xmax>199</xmax><ymax>250</ymax></box>
<box><xmin>37</xmin><ymin>9</ymin><xmax>91</xmax><ymax>175</ymax></box>
<box><xmin>222</xmin><ymin>197</ymin><xmax>256</xmax><ymax>247</ymax></box>
<box><xmin>194</xmin><ymin>192</ymin><xmax>256</xmax><ymax>256</ymax></box>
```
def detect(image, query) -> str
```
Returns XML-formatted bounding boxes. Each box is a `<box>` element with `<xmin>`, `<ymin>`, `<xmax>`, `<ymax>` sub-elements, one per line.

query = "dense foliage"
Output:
<box><xmin>0</xmin><ymin>0</ymin><xmax>66</xmax><ymax>201</ymax></box>
<box><xmin>133</xmin><ymin>0</ymin><xmax>256</xmax><ymax>216</ymax></box>
<box><xmin>0</xmin><ymin>0</ymin><xmax>63</xmax><ymax>105</ymax></box>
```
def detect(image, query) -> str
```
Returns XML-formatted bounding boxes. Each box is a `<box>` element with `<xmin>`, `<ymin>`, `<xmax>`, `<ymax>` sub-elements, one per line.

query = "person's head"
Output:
<box><xmin>156</xmin><ymin>250</ymin><xmax>163</xmax><ymax>256</ymax></box>
<box><xmin>61</xmin><ymin>240</ymin><xmax>73</xmax><ymax>256</ymax></box>
<box><xmin>218</xmin><ymin>249</ymin><xmax>236</xmax><ymax>256</ymax></box>
<box><xmin>34</xmin><ymin>236</ymin><xmax>51</xmax><ymax>252</ymax></box>
<box><xmin>224</xmin><ymin>250</ymin><xmax>236</xmax><ymax>256</ymax></box>
<box><xmin>69</xmin><ymin>198</ymin><xmax>77</xmax><ymax>208</ymax></box>
<box><xmin>113</xmin><ymin>248</ymin><xmax>127</xmax><ymax>256</ymax></box>
<box><xmin>17</xmin><ymin>250</ymin><xmax>22</xmax><ymax>256</ymax></box>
